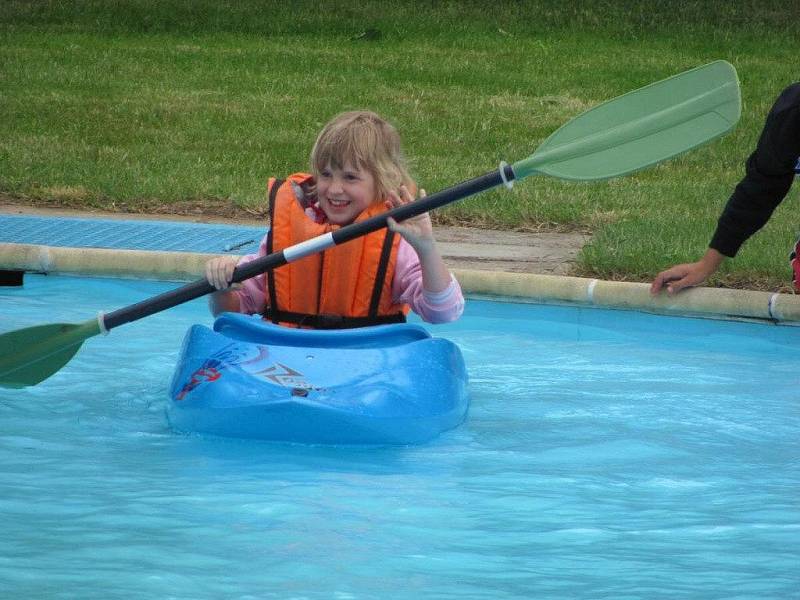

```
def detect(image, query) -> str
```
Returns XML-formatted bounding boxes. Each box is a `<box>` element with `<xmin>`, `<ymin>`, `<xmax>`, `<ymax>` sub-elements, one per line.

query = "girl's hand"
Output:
<box><xmin>205</xmin><ymin>256</ymin><xmax>239</xmax><ymax>290</ymax></box>
<box><xmin>385</xmin><ymin>186</ymin><xmax>435</xmax><ymax>254</ymax></box>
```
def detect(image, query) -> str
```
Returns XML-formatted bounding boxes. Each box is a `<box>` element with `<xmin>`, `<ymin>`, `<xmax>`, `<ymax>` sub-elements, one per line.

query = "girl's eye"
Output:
<box><xmin>320</xmin><ymin>170</ymin><xmax>331</xmax><ymax>179</ymax></box>
<box><xmin>344</xmin><ymin>173</ymin><xmax>359</xmax><ymax>181</ymax></box>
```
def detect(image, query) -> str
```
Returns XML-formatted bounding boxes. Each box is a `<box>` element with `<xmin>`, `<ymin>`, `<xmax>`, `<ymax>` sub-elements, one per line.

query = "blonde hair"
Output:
<box><xmin>310</xmin><ymin>111</ymin><xmax>414</xmax><ymax>201</ymax></box>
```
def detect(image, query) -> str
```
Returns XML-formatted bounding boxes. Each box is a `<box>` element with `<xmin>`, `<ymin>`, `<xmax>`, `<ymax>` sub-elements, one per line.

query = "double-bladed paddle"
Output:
<box><xmin>0</xmin><ymin>60</ymin><xmax>741</xmax><ymax>388</ymax></box>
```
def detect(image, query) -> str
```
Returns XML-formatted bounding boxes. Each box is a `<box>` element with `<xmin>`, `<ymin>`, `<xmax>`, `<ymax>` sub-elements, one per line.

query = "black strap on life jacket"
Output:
<box><xmin>265</xmin><ymin>178</ymin><xmax>283</xmax><ymax>325</ymax></box>
<box><xmin>368</xmin><ymin>228</ymin><xmax>396</xmax><ymax>318</ymax></box>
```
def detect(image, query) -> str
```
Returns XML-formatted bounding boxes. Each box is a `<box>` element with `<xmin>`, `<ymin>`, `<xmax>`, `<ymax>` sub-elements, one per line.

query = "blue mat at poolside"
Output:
<box><xmin>0</xmin><ymin>214</ymin><xmax>265</xmax><ymax>255</ymax></box>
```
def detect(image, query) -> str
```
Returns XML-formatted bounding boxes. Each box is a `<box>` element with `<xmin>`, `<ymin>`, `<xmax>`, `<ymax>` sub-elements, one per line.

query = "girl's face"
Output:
<box><xmin>316</xmin><ymin>163</ymin><xmax>377</xmax><ymax>226</ymax></box>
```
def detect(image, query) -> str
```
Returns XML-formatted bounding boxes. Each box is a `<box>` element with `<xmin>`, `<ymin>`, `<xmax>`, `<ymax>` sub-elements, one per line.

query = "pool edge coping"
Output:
<box><xmin>3</xmin><ymin>242</ymin><xmax>800</xmax><ymax>324</ymax></box>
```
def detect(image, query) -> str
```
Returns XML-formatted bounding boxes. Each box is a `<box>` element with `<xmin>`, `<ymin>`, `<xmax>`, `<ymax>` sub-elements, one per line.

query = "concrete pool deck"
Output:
<box><xmin>2</xmin><ymin>203</ymin><xmax>800</xmax><ymax>324</ymax></box>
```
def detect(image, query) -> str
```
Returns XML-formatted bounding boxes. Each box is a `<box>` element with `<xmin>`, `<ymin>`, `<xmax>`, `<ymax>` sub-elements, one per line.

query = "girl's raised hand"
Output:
<box><xmin>385</xmin><ymin>186</ymin><xmax>435</xmax><ymax>253</ymax></box>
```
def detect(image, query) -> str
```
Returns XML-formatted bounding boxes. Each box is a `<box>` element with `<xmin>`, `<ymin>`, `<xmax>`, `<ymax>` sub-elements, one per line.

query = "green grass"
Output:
<box><xmin>1</xmin><ymin>1</ymin><xmax>798</xmax><ymax>289</ymax></box>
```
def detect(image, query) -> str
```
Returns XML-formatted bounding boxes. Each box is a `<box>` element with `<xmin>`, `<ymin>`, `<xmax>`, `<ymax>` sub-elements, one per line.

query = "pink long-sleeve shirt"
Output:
<box><xmin>231</xmin><ymin>235</ymin><xmax>464</xmax><ymax>324</ymax></box>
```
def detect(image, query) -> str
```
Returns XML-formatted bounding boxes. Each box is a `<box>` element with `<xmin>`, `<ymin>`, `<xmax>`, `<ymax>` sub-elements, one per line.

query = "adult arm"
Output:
<box><xmin>650</xmin><ymin>248</ymin><xmax>726</xmax><ymax>296</ymax></box>
<box><xmin>652</xmin><ymin>83</ymin><xmax>800</xmax><ymax>295</ymax></box>
<box><xmin>709</xmin><ymin>83</ymin><xmax>800</xmax><ymax>258</ymax></box>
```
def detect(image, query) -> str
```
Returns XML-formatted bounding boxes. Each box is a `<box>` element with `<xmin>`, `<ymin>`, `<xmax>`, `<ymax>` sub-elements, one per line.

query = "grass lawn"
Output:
<box><xmin>1</xmin><ymin>1</ymin><xmax>798</xmax><ymax>289</ymax></box>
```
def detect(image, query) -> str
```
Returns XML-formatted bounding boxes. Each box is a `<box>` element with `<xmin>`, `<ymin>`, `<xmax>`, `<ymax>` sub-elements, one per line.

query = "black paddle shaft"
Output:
<box><xmin>102</xmin><ymin>165</ymin><xmax>515</xmax><ymax>331</ymax></box>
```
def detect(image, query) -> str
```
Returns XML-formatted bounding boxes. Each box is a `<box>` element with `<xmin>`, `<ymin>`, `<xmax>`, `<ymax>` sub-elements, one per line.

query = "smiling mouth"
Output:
<box><xmin>327</xmin><ymin>198</ymin><xmax>350</xmax><ymax>208</ymax></box>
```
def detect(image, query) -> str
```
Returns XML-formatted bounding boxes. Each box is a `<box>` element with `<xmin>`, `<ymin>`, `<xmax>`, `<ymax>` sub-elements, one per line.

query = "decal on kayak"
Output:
<box><xmin>175</xmin><ymin>342</ymin><xmax>322</xmax><ymax>399</ymax></box>
<box><xmin>175</xmin><ymin>342</ymin><xmax>269</xmax><ymax>400</ymax></box>
<box><xmin>252</xmin><ymin>363</ymin><xmax>313</xmax><ymax>389</ymax></box>
<box><xmin>175</xmin><ymin>364</ymin><xmax>221</xmax><ymax>401</ymax></box>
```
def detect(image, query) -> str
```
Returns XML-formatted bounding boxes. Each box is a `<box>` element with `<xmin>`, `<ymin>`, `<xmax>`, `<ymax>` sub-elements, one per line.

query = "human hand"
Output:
<box><xmin>205</xmin><ymin>256</ymin><xmax>239</xmax><ymax>290</ymax></box>
<box><xmin>385</xmin><ymin>186</ymin><xmax>435</xmax><ymax>254</ymax></box>
<box><xmin>650</xmin><ymin>249</ymin><xmax>725</xmax><ymax>296</ymax></box>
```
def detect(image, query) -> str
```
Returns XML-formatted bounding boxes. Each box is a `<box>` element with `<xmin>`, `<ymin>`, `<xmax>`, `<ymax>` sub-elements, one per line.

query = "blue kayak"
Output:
<box><xmin>167</xmin><ymin>313</ymin><xmax>469</xmax><ymax>445</ymax></box>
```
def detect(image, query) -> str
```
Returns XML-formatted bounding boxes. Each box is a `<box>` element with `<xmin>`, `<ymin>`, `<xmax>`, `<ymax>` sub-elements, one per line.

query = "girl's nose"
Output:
<box><xmin>329</xmin><ymin>176</ymin><xmax>344</xmax><ymax>194</ymax></box>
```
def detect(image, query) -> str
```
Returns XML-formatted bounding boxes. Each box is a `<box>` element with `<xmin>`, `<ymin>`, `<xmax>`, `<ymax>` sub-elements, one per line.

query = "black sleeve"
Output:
<box><xmin>709</xmin><ymin>83</ymin><xmax>800</xmax><ymax>257</ymax></box>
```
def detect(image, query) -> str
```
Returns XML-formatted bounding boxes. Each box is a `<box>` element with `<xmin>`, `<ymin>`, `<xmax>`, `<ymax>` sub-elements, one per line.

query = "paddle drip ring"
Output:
<box><xmin>97</xmin><ymin>312</ymin><xmax>109</xmax><ymax>335</ymax></box>
<box><xmin>499</xmin><ymin>161</ymin><xmax>514</xmax><ymax>189</ymax></box>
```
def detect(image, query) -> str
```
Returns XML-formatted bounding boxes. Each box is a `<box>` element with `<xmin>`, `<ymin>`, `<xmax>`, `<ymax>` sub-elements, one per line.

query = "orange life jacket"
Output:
<box><xmin>263</xmin><ymin>173</ymin><xmax>409</xmax><ymax>329</ymax></box>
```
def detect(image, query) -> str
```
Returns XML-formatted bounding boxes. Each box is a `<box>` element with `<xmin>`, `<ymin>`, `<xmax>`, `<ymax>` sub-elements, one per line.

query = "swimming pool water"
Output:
<box><xmin>2</xmin><ymin>275</ymin><xmax>798</xmax><ymax>599</ymax></box>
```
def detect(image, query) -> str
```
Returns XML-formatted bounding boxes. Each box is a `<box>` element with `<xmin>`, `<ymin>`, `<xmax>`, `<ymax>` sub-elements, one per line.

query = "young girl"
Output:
<box><xmin>205</xmin><ymin>110</ymin><xmax>464</xmax><ymax>328</ymax></box>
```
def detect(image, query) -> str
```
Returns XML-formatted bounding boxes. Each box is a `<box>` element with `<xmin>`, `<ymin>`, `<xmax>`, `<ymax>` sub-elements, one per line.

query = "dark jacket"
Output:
<box><xmin>710</xmin><ymin>83</ymin><xmax>800</xmax><ymax>257</ymax></box>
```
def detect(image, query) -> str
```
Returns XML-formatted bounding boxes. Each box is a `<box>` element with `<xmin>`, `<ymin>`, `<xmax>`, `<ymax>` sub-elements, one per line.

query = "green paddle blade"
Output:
<box><xmin>513</xmin><ymin>60</ymin><xmax>741</xmax><ymax>181</ymax></box>
<box><xmin>0</xmin><ymin>319</ymin><xmax>102</xmax><ymax>388</ymax></box>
